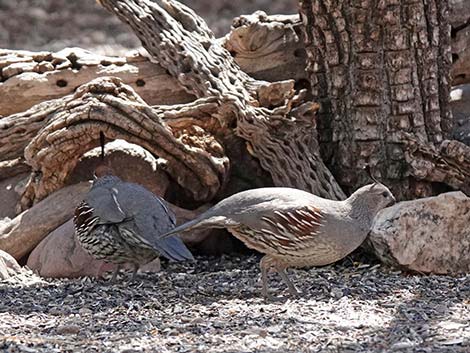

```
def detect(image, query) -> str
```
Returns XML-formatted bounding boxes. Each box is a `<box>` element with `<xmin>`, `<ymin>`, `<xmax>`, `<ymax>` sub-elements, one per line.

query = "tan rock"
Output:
<box><xmin>369</xmin><ymin>191</ymin><xmax>470</xmax><ymax>274</ymax></box>
<box><xmin>0</xmin><ymin>173</ymin><xmax>28</xmax><ymax>219</ymax></box>
<box><xmin>0</xmin><ymin>249</ymin><xmax>22</xmax><ymax>280</ymax></box>
<box><xmin>67</xmin><ymin>139</ymin><xmax>170</xmax><ymax>197</ymax></box>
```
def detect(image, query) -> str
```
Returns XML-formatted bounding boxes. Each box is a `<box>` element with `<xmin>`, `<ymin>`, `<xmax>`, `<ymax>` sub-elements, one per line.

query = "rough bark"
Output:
<box><xmin>0</xmin><ymin>77</ymin><xmax>230</xmax><ymax>210</ymax></box>
<box><xmin>450</xmin><ymin>0</ymin><xmax>470</xmax><ymax>85</ymax></box>
<box><xmin>0</xmin><ymin>48</ymin><xmax>194</xmax><ymax>117</ymax></box>
<box><xmin>300</xmin><ymin>0</ymin><xmax>470</xmax><ymax>199</ymax></box>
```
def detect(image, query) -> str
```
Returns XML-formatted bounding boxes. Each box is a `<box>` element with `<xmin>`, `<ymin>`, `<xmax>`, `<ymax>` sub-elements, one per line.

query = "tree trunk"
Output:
<box><xmin>299</xmin><ymin>0</ymin><xmax>470</xmax><ymax>199</ymax></box>
<box><xmin>450</xmin><ymin>0</ymin><xmax>470</xmax><ymax>85</ymax></box>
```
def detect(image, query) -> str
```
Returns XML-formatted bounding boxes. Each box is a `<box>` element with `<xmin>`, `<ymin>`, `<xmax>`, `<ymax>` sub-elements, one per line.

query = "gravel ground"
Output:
<box><xmin>1</xmin><ymin>255</ymin><xmax>469</xmax><ymax>352</ymax></box>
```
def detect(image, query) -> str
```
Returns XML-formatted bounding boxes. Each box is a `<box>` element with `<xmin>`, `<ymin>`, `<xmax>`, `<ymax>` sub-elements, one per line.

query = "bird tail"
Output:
<box><xmin>155</xmin><ymin>235</ymin><xmax>194</xmax><ymax>262</ymax></box>
<box><xmin>159</xmin><ymin>212</ymin><xmax>233</xmax><ymax>239</ymax></box>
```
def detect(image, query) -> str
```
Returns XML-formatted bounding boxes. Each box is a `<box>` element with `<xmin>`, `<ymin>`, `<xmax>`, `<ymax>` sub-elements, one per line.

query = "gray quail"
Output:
<box><xmin>161</xmin><ymin>182</ymin><xmax>395</xmax><ymax>299</ymax></box>
<box><xmin>73</xmin><ymin>133</ymin><xmax>193</xmax><ymax>282</ymax></box>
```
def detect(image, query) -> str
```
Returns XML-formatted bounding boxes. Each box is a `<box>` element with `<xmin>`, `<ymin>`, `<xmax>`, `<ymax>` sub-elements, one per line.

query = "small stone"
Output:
<box><xmin>34</xmin><ymin>61</ymin><xmax>54</xmax><ymax>73</ymax></box>
<box><xmin>330</xmin><ymin>288</ymin><xmax>344</xmax><ymax>299</ymax></box>
<box><xmin>78</xmin><ymin>307</ymin><xmax>93</xmax><ymax>315</ymax></box>
<box><xmin>390</xmin><ymin>340</ymin><xmax>416</xmax><ymax>350</ymax></box>
<box><xmin>56</xmin><ymin>324</ymin><xmax>81</xmax><ymax>335</ymax></box>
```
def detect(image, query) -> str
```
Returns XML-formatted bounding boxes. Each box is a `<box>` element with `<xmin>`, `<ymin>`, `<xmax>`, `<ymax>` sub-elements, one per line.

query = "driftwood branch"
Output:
<box><xmin>96</xmin><ymin>0</ymin><xmax>345</xmax><ymax>200</ymax></box>
<box><xmin>0</xmin><ymin>77</ymin><xmax>230</xmax><ymax>210</ymax></box>
<box><xmin>0</xmin><ymin>48</ymin><xmax>195</xmax><ymax>117</ymax></box>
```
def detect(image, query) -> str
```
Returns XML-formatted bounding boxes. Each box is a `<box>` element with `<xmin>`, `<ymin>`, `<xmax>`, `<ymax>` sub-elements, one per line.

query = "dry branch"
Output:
<box><xmin>96</xmin><ymin>0</ymin><xmax>345</xmax><ymax>200</ymax></box>
<box><xmin>1</xmin><ymin>77</ymin><xmax>230</xmax><ymax>210</ymax></box>
<box><xmin>0</xmin><ymin>48</ymin><xmax>194</xmax><ymax>117</ymax></box>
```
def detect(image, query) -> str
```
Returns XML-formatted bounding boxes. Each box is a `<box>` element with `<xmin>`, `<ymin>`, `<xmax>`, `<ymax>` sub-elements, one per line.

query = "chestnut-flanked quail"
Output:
<box><xmin>161</xmin><ymin>183</ymin><xmax>395</xmax><ymax>299</ymax></box>
<box><xmin>73</xmin><ymin>133</ymin><xmax>193</xmax><ymax>282</ymax></box>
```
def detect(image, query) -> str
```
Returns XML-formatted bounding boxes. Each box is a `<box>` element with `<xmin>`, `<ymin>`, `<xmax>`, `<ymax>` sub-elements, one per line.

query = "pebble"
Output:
<box><xmin>56</xmin><ymin>324</ymin><xmax>81</xmax><ymax>335</ymax></box>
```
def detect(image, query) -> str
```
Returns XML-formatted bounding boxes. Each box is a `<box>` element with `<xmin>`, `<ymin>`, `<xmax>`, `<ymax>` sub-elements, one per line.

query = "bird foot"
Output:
<box><xmin>288</xmin><ymin>288</ymin><xmax>303</xmax><ymax>298</ymax></box>
<box><xmin>263</xmin><ymin>288</ymin><xmax>303</xmax><ymax>302</ymax></box>
<box><xmin>263</xmin><ymin>293</ymin><xmax>288</xmax><ymax>302</ymax></box>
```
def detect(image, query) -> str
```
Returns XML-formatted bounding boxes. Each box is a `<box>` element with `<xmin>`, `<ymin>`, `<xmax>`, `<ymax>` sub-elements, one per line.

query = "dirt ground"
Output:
<box><xmin>1</xmin><ymin>255</ymin><xmax>469</xmax><ymax>352</ymax></box>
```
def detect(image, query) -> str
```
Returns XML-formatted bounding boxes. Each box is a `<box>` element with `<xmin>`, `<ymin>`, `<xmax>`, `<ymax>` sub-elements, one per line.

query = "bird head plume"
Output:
<box><xmin>93</xmin><ymin>131</ymin><xmax>115</xmax><ymax>179</ymax></box>
<box><xmin>346</xmin><ymin>166</ymin><xmax>396</xmax><ymax>221</ymax></box>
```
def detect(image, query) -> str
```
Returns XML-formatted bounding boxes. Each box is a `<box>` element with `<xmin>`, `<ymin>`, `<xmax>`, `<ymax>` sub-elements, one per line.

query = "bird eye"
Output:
<box><xmin>382</xmin><ymin>191</ymin><xmax>388</xmax><ymax>197</ymax></box>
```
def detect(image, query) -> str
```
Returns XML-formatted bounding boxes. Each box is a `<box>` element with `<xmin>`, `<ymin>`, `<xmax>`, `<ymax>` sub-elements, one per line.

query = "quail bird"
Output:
<box><xmin>73</xmin><ymin>133</ymin><xmax>193</xmax><ymax>282</ymax></box>
<box><xmin>161</xmin><ymin>182</ymin><xmax>395</xmax><ymax>299</ymax></box>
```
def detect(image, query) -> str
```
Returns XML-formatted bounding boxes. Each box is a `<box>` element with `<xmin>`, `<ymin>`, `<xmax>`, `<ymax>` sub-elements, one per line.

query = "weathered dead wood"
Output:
<box><xmin>2</xmin><ymin>5</ymin><xmax>468</xmax><ymax>118</ymax></box>
<box><xmin>451</xmin><ymin>0</ymin><xmax>470</xmax><ymax>85</ymax></box>
<box><xmin>0</xmin><ymin>77</ymin><xmax>229</xmax><ymax>210</ymax></box>
<box><xmin>405</xmin><ymin>137</ymin><xmax>470</xmax><ymax>195</ymax></box>
<box><xmin>0</xmin><ymin>182</ymin><xmax>90</xmax><ymax>260</ymax></box>
<box><xmin>0</xmin><ymin>48</ymin><xmax>194</xmax><ymax>117</ymax></box>
<box><xmin>225</xmin><ymin>12</ymin><xmax>308</xmax><ymax>84</ymax></box>
<box><xmin>96</xmin><ymin>0</ymin><xmax>345</xmax><ymax>200</ymax></box>
<box><xmin>0</xmin><ymin>14</ymin><xmax>308</xmax><ymax>117</ymax></box>
<box><xmin>298</xmin><ymin>0</ymin><xmax>470</xmax><ymax>200</ymax></box>
<box><xmin>0</xmin><ymin>158</ymin><xmax>30</xmax><ymax>181</ymax></box>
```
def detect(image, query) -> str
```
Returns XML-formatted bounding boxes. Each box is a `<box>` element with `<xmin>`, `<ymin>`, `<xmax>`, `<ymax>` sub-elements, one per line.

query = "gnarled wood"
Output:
<box><xmin>299</xmin><ymin>0</ymin><xmax>470</xmax><ymax>200</ymax></box>
<box><xmin>97</xmin><ymin>0</ymin><xmax>345</xmax><ymax>200</ymax></box>
<box><xmin>0</xmin><ymin>77</ymin><xmax>229</xmax><ymax>210</ymax></box>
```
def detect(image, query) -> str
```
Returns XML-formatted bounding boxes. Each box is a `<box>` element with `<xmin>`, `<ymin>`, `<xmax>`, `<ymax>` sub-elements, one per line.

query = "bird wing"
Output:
<box><xmin>115</xmin><ymin>182</ymin><xmax>193</xmax><ymax>261</ymax></box>
<box><xmin>84</xmin><ymin>183</ymin><xmax>128</xmax><ymax>224</ymax></box>
<box><xmin>250</xmin><ymin>205</ymin><xmax>326</xmax><ymax>249</ymax></box>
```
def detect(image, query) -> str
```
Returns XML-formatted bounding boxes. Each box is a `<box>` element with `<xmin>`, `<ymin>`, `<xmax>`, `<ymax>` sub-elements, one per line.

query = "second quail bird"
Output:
<box><xmin>160</xmin><ymin>182</ymin><xmax>395</xmax><ymax>299</ymax></box>
<box><xmin>73</xmin><ymin>133</ymin><xmax>193</xmax><ymax>282</ymax></box>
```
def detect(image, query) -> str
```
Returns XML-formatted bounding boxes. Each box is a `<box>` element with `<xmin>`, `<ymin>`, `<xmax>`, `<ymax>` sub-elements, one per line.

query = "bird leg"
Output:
<box><xmin>129</xmin><ymin>264</ymin><xmax>139</xmax><ymax>283</ymax></box>
<box><xmin>260</xmin><ymin>256</ymin><xmax>301</xmax><ymax>300</ymax></box>
<box><xmin>260</xmin><ymin>256</ymin><xmax>286</xmax><ymax>301</ymax></box>
<box><xmin>110</xmin><ymin>264</ymin><xmax>121</xmax><ymax>283</ymax></box>
<box><xmin>276</xmin><ymin>267</ymin><xmax>301</xmax><ymax>297</ymax></box>
<box><xmin>260</xmin><ymin>263</ymin><xmax>273</xmax><ymax>300</ymax></box>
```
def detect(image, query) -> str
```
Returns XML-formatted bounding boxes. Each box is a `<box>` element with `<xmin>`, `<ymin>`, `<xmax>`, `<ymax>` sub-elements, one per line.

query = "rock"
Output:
<box><xmin>0</xmin><ymin>173</ymin><xmax>28</xmax><ymax>219</ymax></box>
<box><xmin>67</xmin><ymin>139</ymin><xmax>170</xmax><ymax>197</ymax></box>
<box><xmin>27</xmin><ymin>219</ymin><xmax>111</xmax><ymax>278</ymax></box>
<box><xmin>369</xmin><ymin>192</ymin><xmax>470</xmax><ymax>274</ymax></box>
<box><xmin>0</xmin><ymin>249</ymin><xmax>22</xmax><ymax>280</ymax></box>
<box><xmin>55</xmin><ymin>324</ymin><xmax>81</xmax><ymax>335</ymax></box>
<box><xmin>27</xmin><ymin>219</ymin><xmax>161</xmax><ymax>278</ymax></box>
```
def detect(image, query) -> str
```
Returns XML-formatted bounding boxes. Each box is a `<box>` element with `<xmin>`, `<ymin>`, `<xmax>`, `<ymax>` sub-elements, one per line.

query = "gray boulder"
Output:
<box><xmin>369</xmin><ymin>191</ymin><xmax>470</xmax><ymax>274</ymax></box>
<box><xmin>0</xmin><ymin>249</ymin><xmax>22</xmax><ymax>280</ymax></box>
